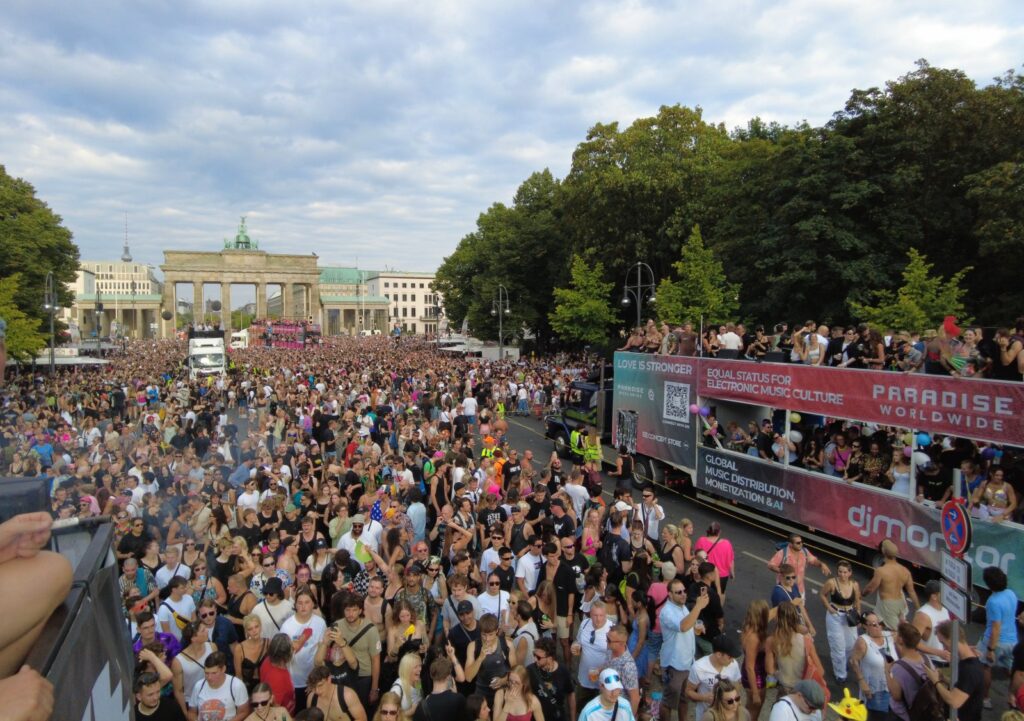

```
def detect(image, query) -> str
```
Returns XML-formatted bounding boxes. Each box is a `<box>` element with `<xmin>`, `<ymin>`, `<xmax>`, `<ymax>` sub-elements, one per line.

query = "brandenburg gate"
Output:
<box><xmin>158</xmin><ymin>219</ymin><xmax>321</xmax><ymax>338</ymax></box>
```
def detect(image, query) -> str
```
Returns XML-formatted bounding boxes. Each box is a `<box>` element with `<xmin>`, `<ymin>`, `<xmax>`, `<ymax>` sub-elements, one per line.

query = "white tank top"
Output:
<box><xmin>916</xmin><ymin>604</ymin><xmax>951</xmax><ymax>662</ymax></box>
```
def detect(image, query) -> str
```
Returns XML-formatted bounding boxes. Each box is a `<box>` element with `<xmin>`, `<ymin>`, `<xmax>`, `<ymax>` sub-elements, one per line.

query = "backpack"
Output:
<box><xmin>896</xmin><ymin>661</ymin><xmax>947</xmax><ymax>721</ymax></box>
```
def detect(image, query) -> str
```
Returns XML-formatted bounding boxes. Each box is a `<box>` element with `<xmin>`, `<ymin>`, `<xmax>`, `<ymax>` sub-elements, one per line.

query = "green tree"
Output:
<box><xmin>0</xmin><ymin>166</ymin><xmax>79</xmax><ymax>329</ymax></box>
<box><xmin>654</xmin><ymin>223</ymin><xmax>739</xmax><ymax>325</ymax></box>
<box><xmin>549</xmin><ymin>255</ymin><xmax>616</xmax><ymax>345</ymax></box>
<box><xmin>849</xmin><ymin>248</ymin><xmax>971</xmax><ymax>330</ymax></box>
<box><xmin>434</xmin><ymin>170</ymin><xmax>569</xmax><ymax>346</ymax></box>
<box><xmin>0</xmin><ymin>274</ymin><xmax>46</xmax><ymax>362</ymax></box>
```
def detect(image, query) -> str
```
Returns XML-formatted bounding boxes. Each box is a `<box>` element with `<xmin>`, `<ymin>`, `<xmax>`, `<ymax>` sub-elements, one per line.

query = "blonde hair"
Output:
<box><xmin>395</xmin><ymin>653</ymin><xmax>421</xmax><ymax>705</ymax></box>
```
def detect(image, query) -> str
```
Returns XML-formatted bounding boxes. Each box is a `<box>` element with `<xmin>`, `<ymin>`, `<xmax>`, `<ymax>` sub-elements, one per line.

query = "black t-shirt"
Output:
<box><xmin>955</xmin><ymin>656</ymin><xmax>985</xmax><ymax>721</ymax></box>
<box><xmin>563</xmin><ymin>556</ymin><xmax>589</xmax><ymax>607</ymax></box>
<box><xmin>529</xmin><ymin>663</ymin><xmax>574</xmax><ymax>721</ymax></box>
<box><xmin>414</xmin><ymin>690</ymin><xmax>466</xmax><ymax>721</ymax></box>
<box><xmin>919</xmin><ymin>467</ymin><xmax>952</xmax><ymax>501</ymax></box>
<box><xmin>686</xmin><ymin>580</ymin><xmax>724</xmax><ymax>633</ymax></box>
<box><xmin>526</xmin><ymin>496</ymin><xmax>550</xmax><ymax>522</ymax></box>
<box><xmin>135</xmin><ymin>699</ymin><xmax>186</xmax><ymax>721</ymax></box>
<box><xmin>479</xmin><ymin>507</ymin><xmax>507</xmax><ymax>532</ymax></box>
<box><xmin>502</xmin><ymin>462</ymin><xmax>522</xmax><ymax>485</ymax></box>
<box><xmin>599</xmin><ymin>532</ymin><xmax>632</xmax><ymax>585</ymax></box>
<box><xmin>551</xmin><ymin>513</ymin><xmax>575</xmax><ymax>539</ymax></box>
<box><xmin>542</xmin><ymin>561</ymin><xmax>576</xmax><ymax>617</ymax></box>
<box><xmin>493</xmin><ymin>565</ymin><xmax>516</xmax><ymax>593</ymax></box>
<box><xmin>118</xmin><ymin>531</ymin><xmax>150</xmax><ymax>560</ymax></box>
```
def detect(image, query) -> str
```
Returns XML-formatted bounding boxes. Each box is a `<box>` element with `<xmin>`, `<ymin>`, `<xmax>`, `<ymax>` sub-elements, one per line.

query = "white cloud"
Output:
<box><xmin>0</xmin><ymin>0</ymin><xmax>1021</xmax><ymax>271</ymax></box>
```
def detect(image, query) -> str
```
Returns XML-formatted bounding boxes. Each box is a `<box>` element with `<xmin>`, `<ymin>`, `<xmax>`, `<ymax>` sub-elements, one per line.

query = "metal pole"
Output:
<box><xmin>950</xmin><ymin>620</ymin><xmax>960</xmax><ymax>721</ymax></box>
<box><xmin>635</xmin><ymin>263</ymin><xmax>642</xmax><ymax>329</ymax></box>
<box><xmin>45</xmin><ymin>271</ymin><xmax>55</xmax><ymax>375</ymax></box>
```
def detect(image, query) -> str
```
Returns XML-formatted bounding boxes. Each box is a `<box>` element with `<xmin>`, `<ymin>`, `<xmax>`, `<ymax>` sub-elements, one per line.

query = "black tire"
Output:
<box><xmin>553</xmin><ymin>429</ymin><xmax>571</xmax><ymax>459</ymax></box>
<box><xmin>633</xmin><ymin>456</ymin><xmax>659</xmax><ymax>490</ymax></box>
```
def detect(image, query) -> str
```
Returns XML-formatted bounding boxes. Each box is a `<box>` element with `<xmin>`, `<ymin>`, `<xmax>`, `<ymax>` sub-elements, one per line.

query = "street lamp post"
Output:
<box><xmin>620</xmin><ymin>261</ymin><xmax>657</xmax><ymax>329</ymax></box>
<box><xmin>491</xmin><ymin>284</ymin><xmax>511</xmax><ymax>360</ymax></box>
<box><xmin>43</xmin><ymin>271</ymin><xmax>57</xmax><ymax>375</ymax></box>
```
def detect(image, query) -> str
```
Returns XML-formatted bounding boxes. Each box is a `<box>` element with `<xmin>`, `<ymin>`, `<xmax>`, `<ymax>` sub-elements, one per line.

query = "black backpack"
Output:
<box><xmin>896</xmin><ymin>661</ymin><xmax>948</xmax><ymax>721</ymax></box>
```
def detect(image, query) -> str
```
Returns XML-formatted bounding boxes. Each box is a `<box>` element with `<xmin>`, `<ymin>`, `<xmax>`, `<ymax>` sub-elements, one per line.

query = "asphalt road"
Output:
<box><xmin>499</xmin><ymin>412</ymin><xmax>1012</xmax><ymax>717</ymax></box>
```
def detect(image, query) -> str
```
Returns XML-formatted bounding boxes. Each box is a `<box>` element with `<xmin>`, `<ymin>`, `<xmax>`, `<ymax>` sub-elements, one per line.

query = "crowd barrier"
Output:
<box><xmin>3</xmin><ymin>478</ymin><xmax>135</xmax><ymax>721</ymax></box>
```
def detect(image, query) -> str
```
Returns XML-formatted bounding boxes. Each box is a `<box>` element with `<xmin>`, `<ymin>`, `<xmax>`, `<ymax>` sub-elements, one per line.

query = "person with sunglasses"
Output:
<box><xmin>660</xmin><ymin>579</ymin><xmax>709</xmax><ymax>721</ymax></box>
<box><xmin>578</xmin><ymin>668</ymin><xmax>636</xmax><ymax>721</ymax></box>
<box><xmin>700</xmin><ymin>678</ymin><xmax>749</xmax><ymax>721</ymax></box>
<box><xmin>686</xmin><ymin>633</ymin><xmax>742</xmax><ymax>721</ymax></box>
<box><xmin>243</xmin><ymin>682</ymin><xmax>292</xmax><ymax>721</ymax></box>
<box><xmin>527</xmin><ymin>638</ymin><xmax>575</xmax><ymax>721</ymax></box>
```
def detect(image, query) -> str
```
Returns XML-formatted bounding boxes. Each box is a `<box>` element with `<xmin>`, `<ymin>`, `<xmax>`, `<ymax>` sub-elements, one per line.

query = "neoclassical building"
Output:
<box><xmin>71</xmin><ymin>219</ymin><xmax>443</xmax><ymax>339</ymax></box>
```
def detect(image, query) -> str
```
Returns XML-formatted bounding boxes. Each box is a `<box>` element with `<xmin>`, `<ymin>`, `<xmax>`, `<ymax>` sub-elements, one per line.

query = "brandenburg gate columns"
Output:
<box><xmin>220</xmin><ymin>283</ymin><xmax>232</xmax><ymax>333</ymax></box>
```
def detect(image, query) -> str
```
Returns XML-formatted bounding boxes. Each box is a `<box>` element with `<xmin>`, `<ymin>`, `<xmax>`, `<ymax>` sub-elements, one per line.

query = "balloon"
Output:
<box><xmin>980</xmin><ymin>447</ymin><xmax>997</xmax><ymax>460</ymax></box>
<box><xmin>790</xmin><ymin>412</ymin><xmax>802</xmax><ymax>423</ymax></box>
<box><xmin>689</xmin><ymin>404</ymin><xmax>700</xmax><ymax>415</ymax></box>
<box><xmin>902</xmin><ymin>433</ymin><xmax>913</xmax><ymax>446</ymax></box>
<box><xmin>903</xmin><ymin>446</ymin><xmax>913</xmax><ymax>458</ymax></box>
<box><xmin>912</xmin><ymin>451</ymin><xmax>931</xmax><ymax>467</ymax></box>
<box><xmin>699</xmin><ymin>407</ymin><xmax>711</xmax><ymax>417</ymax></box>
<box><xmin>789</xmin><ymin>430</ymin><xmax>803</xmax><ymax>443</ymax></box>
<box><xmin>916</xmin><ymin>432</ymin><xmax>932</xmax><ymax>446</ymax></box>
<box><xmin>709</xmin><ymin>427</ymin><xmax>718</xmax><ymax>436</ymax></box>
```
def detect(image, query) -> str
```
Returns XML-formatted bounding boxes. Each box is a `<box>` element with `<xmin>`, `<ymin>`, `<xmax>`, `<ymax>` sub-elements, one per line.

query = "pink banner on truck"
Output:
<box><xmin>697</xmin><ymin>358</ymin><xmax>1024</xmax><ymax>445</ymax></box>
<box><xmin>696</xmin><ymin>447</ymin><xmax>943</xmax><ymax>568</ymax></box>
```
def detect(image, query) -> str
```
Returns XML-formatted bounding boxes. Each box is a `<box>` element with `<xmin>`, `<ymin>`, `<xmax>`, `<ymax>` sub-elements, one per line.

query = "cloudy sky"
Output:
<box><xmin>2</xmin><ymin>0</ymin><xmax>1021</xmax><ymax>277</ymax></box>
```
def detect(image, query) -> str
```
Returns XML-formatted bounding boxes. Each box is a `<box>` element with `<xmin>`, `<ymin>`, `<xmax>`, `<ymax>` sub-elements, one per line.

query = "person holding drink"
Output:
<box><xmin>572</xmin><ymin>601</ymin><xmax>612</xmax><ymax>707</ymax></box>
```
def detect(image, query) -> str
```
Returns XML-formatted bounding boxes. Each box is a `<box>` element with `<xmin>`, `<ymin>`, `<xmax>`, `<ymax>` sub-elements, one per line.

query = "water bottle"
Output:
<box><xmin>766</xmin><ymin>674</ymin><xmax>778</xmax><ymax>689</ymax></box>
<box><xmin>648</xmin><ymin>690</ymin><xmax>662</xmax><ymax>719</ymax></box>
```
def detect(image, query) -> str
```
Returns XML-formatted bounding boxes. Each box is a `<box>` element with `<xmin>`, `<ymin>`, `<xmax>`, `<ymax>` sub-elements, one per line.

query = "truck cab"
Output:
<box><xmin>544</xmin><ymin>364</ymin><xmax>613</xmax><ymax>458</ymax></box>
<box><xmin>187</xmin><ymin>332</ymin><xmax>226</xmax><ymax>380</ymax></box>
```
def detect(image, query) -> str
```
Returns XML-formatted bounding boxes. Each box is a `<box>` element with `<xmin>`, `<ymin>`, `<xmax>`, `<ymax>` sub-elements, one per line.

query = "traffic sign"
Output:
<box><xmin>941</xmin><ymin>580</ymin><xmax>969</xmax><ymax>622</ymax></box>
<box><xmin>941</xmin><ymin>549</ymin><xmax>971</xmax><ymax>590</ymax></box>
<box><xmin>941</xmin><ymin>500</ymin><xmax>972</xmax><ymax>556</ymax></box>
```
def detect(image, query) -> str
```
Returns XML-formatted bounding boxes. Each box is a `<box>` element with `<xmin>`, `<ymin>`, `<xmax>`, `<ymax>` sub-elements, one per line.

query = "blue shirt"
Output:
<box><xmin>984</xmin><ymin>589</ymin><xmax>1019</xmax><ymax>645</ymax></box>
<box><xmin>659</xmin><ymin>600</ymin><xmax>695</xmax><ymax>671</ymax></box>
<box><xmin>578</xmin><ymin>695</ymin><xmax>635</xmax><ymax>721</ymax></box>
<box><xmin>407</xmin><ymin>502</ymin><xmax>427</xmax><ymax>543</ymax></box>
<box><xmin>771</xmin><ymin>584</ymin><xmax>802</xmax><ymax>608</ymax></box>
<box><xmin>228</xmin><ymin>463</ymin><xmax>251</xmax><ymax>489</ymax></box>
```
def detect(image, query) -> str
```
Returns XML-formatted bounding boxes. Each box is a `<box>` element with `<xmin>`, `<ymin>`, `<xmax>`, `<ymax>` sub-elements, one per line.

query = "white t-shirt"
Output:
<box><xmin>515</xmin><ymin>552</ymin><xmax>543</xmax><ymax>594</ymax></box>
<box><xmin>688</xmin><ymin>655</ymin><xmax>741</xmax><ymax>720</ymax></box>
<box><xmin>337</xmin><ymin>532</ymin><xmax>379</xmax><ymax>568</ymax></box>
<box><xmin>768</xmin><ymin>697</ymin><xmax>821</xmax><ymax>721</ymax></box>
<box><xmin>280</xmin><ymin>614</ymin><xmax>328</xmax><ymax>688</ymax></box>
<box><xmin>478</xmin><ymin>590</ymin><xmax>511</xmax><ymax>623</ymax></box>
<box><xmin>462</xmin><ymin>397</ymin><xmax>478</xmax><ymax>416</ymax></box>
<box><xmin>189</xmin><ymin>674</ymin><xmax>249</xmax><ymax>721</ymax></box>
<box><xmin>157</xmin><ymin>595</ymin><xmax>197</xmax><ymax>641</ymax></box>
<box><xmin>719</xmin><ymin>331</ymin><xmax>742</xmax><ymax>350</ymax></box>
<box><xmin>155</xmin><ymin>562</ymin><xmax>192</xmax><ymax>589</ymax></box>
<box><xmin>479</xmin><ymin>547</ymin><xmax>502</xmax><ymax>575</ymax></box>
<box><xmin>253</xmin><ymin>598</ymin><xmax>295</xmax><ymax>639</ymax></box>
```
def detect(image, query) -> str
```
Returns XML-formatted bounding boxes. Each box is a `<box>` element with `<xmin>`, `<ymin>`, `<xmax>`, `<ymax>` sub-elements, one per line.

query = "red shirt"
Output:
<box><xmin>259</xmin><ymin>658</ymin><xmax>296</xmax><ymax>714</ymax></box>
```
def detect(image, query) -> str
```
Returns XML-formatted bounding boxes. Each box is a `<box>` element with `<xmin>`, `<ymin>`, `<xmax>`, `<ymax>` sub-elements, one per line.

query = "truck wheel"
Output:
<box><xmin>552</xmin><ymin>430</ymin><xmax>571</xmax><ymax>459</ymax></box>
<box><xmin>633</xmin><ymin>457</ymin><xmax>659</xmax><ymax>490</ymax></box>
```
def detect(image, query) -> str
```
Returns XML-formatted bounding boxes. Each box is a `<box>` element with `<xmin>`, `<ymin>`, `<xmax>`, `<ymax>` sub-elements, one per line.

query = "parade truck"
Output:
<box><xmin>550</xmin><ymin>351</ymin><xmax>1024</xmax><ymax>600</ymax></box>
<box><xmin>187</xmin><ymin>331</ymin><xmax>226</xmax><ymax>379</ymax></box>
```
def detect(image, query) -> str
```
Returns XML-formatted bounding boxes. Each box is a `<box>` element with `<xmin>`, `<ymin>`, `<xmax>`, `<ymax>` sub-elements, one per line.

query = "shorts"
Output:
<box><xmin>556</xmin><ymin>615</ymin><xmax>571</xmax><ymax>640</ymax></box>
<box><xmin>661</xmin><ymin>667</ymin><xmax>689</xmax><ymax>709</ymax></box>
<box><xmin>977</xmin><ymin>640</ymin><xmax>1015</xmax><ymax>669</ymax></box>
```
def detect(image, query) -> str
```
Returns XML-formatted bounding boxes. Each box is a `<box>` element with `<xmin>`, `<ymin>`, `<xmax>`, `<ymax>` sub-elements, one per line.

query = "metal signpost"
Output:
<box><xmin>940</xmin><ymin>499</ymin><xmax>973</xmax><ymax>721</ymax></box>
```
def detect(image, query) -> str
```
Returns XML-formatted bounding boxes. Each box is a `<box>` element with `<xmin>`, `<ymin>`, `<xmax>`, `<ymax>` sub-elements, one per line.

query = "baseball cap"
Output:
<box><xmin>456</xmin><ymin>600</ymin><xmax>474</xmax><ymax>615</ymax></box>
<box><xmin>433</xmin><ymin>451</ymin><xmax>444</xmax><ymax>459</ymax></box>
<box><xmin>314</xmin><ymin>537</ymin><xmax>329</xmax><ymax>550</ymax></box>
<box><xmin>613</xmin><ymin>501</ymin><xmax>632</xmax><ymax>513</ymax></box>
<box><xmin>407</xmin><ymin>561</ymin><xmax>425</xmax><ymax>575</ymax></box>
<box><xmin>794</xmin><ymin>680</ymin><xmax>826</xmax><ymax>709</ymax></box>
<box><xmin>599</xmin><ymin>668</ymin><xmax>623</xmax><ymax>691</ymax></box>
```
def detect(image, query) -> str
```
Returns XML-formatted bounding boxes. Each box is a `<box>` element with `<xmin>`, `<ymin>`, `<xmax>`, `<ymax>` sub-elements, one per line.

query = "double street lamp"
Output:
<box><xmin>621</xmin><ymin>261</ymin><xmax>657</xmax><ymax>329</ymax></box>
<box><xmin>491</xmin><ymin>284</ymin><xmax>511</xmax><ymax>360</ymax></box>
<box><xmin>43</xmin><ymin>271</ymin><xmax>57</xmax><ymax>375</ymax></box>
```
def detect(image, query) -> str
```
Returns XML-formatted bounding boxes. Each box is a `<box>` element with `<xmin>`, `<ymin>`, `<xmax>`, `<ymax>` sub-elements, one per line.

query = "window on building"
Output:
<box><xmin>402</xmin><ymin>307</ymin><xmax>407</xmax><ymax>317</ymax></box>
<box><xmin>384</xmin><ymin>282</ymin><xmax>389</xmax><ymax>288</ymax></box>
<box><xmin>411</xmin><ymin>294</ymin><xmax>416</xmax><ymax>302</ymax></box>
<box><xmin>419</xmin><ymin>283</ymin><xmax>425</xmax><ymax>288</ymax></box>
<box><xmin>411</xmin><ymin>308</ymin><xmax>416</xmax><ymax>318</ymax></box>
<box><xmin>412</xmin><ymin>323</ymin><xmax>417</xmax><ymax>333</ymax></box>
<box><xmin>402</xmin><ymin>294</ymin><xmax>407</xmax><ymax>302</ymax></box>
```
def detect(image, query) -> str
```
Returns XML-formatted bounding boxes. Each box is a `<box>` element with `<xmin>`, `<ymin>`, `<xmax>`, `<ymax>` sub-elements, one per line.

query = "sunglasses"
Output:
<box><xmin>784</xmin><ymin>575</ymin><xmax>796</xmax><ymax>580</ymax></box>
<box><xmin>501</xmin><ymin>556</ymin><xmax>512</xmax><ymax>561</ymax></box>
<box><xmin>199</xmin><ymin>611</ymin><xmax>215</xmax><ymax>619</ymax></box>
<box><xmin>184</xmin><ymin>543</ymin><xmax>196</xmax><ymax>547</ymax></box>
<box><xmin>488</xmin><ymin>581</ymin><xmax>500</xmax><ymax>586</ymax></box>
<box><xmin>642</xmin><ymin>494</ymin><xmax>653</xmax><ymax>499</ymax></box>
<box><xmin>380</xmin><ymin>710</ymin><xmax>399</xmax><ymax>717</ymax></box>
<box><xmin>263</xmin><ymin>562</ymin><xmax>275</xmax><ymax>568</ymax></box>
<box><xmin>723</xmin><ymin>696</ymin><xmax>740</xmax><ymax>706</ymax></box>
<box><xmin>195</xmin><ymin>567</ymin><xmax>207</xmax><ymax>572</ymax></box>
<box><xmin>252</xmin><ymin>698</ymin><xmax>271</xmax><ymax>707</ymax></box>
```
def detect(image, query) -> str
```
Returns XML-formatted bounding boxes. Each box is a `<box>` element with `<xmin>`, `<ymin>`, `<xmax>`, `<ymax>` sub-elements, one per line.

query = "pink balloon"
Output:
<box><xmin>689</xmin><ymin>404</ymin><xmax>700</xmax><ymax>414</ymax></box>
<box><xmin>903</xmin><ymin>446</ymin><xmax>913</xmax><ymax>458</ymax></box>
<box><xmin>709</xmin><ymin>427</ymin><xmax>718</xmax><ymax>436</ymax></box>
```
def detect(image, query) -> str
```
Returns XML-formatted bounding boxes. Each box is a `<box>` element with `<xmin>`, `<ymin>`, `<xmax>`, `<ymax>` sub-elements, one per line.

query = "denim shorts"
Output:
<box><xmin>977</xmin><ymin>640</ymin><xmax>1015</xmax><ymax>669</ymax></box>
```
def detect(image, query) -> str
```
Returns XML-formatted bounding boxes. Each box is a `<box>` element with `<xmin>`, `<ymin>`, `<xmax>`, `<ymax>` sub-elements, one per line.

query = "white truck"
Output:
<box><xmin>187</xmin><ymin>336</ymin><xmax>226</xmax><ymax>379</ymax></box>
<box><xmin>229</xmin><ymin>328</ymin><xmax>249</xmax><ymax>350</ymax></box>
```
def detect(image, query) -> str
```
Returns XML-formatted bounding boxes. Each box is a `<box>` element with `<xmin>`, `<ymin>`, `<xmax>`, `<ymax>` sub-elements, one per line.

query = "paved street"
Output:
<box><xmin>499</xmin><ymin>412</ymin><xmax>1011</xmax><ymax>716</ymax></box>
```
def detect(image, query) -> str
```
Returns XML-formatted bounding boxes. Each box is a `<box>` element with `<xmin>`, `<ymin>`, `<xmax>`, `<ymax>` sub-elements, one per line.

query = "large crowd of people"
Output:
<box><xmin>0</xmin><ymin>333</ymin><xmax>1022</xmax><ymax>721</ymax></box>
<box><xmin>619</xmin><ymin>317</ymin><xmax>1024</xmax><ymax>381</ymax></box>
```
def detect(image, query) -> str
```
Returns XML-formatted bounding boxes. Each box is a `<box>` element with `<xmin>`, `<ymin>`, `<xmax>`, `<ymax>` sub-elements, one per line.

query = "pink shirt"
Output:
<box><xmin>694</xmin><ymin>536</ymin><xmax>735</xmax><ymax>579</ymax></box>
<box><xmin>769</xmin><ymin>545</ymin><xmax>818</xmax><ymax>594</ymax></box>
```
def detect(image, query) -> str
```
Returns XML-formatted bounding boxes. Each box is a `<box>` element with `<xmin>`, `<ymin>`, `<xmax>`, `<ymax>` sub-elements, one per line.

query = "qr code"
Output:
<box><xmin>663</xmin><ymin>381</ymin><xmax>690</xmax><ymax>422</ymax></box>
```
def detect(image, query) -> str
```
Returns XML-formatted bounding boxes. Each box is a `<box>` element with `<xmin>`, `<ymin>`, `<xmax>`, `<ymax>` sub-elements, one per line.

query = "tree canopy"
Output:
<box><xmin>437</xmin><ymin>61</ymin><xmax>1024</xmax><ymax>344</ymax></box>
<box><xmin>0</xmin><ymin>165</ymin><xmax>79</xmax><ymax>334</ymax></box>
<box><xmin>0</xmin><ymin>274</ymin><xmax>45</xmax><ymax>362</ymax></box>
<box><xmin>549</xmin><ymin>255</ymin><xmax>616</xmax><ymax>346</ymax></box>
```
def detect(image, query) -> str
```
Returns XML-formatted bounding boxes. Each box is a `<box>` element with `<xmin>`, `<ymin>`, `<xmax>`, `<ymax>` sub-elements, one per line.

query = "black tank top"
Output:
<box><xmin>830</xmin><ymin>583</ymin><xmax>856</xmax><ymax>606</ymax></box>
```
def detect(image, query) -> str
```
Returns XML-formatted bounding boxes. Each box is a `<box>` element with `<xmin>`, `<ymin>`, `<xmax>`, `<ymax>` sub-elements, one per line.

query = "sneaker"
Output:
<box><xmin>983</xmin><ymin>699</ymin><xmax>993</xmax><ymax>710</ymax></box>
